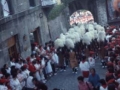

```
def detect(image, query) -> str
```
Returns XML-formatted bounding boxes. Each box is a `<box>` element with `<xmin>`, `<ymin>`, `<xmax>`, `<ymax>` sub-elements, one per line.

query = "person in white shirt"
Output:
<box><xmin>34</xmin><ymin>60</ymin><xmax>41</xmax><ymax>81</ymax></box>
<box><xmin>16</xmin><ymin>69</ymin><xmax>26</xmax><ymax>88</ymax></box>
<box><xmin>79</xmin><ymin>56</ymin><xmax>90</xmax><ymax>78</ymax></box>
<box><xmin>10</xmin><ymin>73</ymin><xmax>22</xmax><ymax>90</ymax></box>
<box><xmin>88</xmin><ymin>54</ymin><xmax>95</xmax><ymax>68</ymax></box>
<box><xmin>26</xmin><ymin>72</ymin><xmax>36</xmax><ymax>89</ymax></box>
<box><xmin>30</xmin><ymin>54</ymin><xmax>36</xmax><ymax>62</ymax></box>
<box><xmin>15</xmin><ymin>60</ymin><xmax>23</xmax><ymax>69</ymax></box>
<box><xmin>10</xmin><ymin>57</ymin><xmax>16</xmax><ymax>66</ymax></box>
<box><xmin>99</xmin><ymin>79</ymin><xmax>108</xmax><ymax>90</ymax></box>
<box><xmin>0</xmin><ymin>79</ymin><xmax>9</xmax><ymax>90</ymax></box>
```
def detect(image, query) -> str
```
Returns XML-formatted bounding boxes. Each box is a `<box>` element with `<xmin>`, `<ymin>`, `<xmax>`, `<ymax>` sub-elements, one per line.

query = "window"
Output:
<box><xmin>29</xmin><ymin>0</ymin><xmax>36</xmax><ymax>7</ymax></box>
<box><xmin>6</xmin><ymin>0</ymin><xmax>14</xmax><ymax>15</ymax></box>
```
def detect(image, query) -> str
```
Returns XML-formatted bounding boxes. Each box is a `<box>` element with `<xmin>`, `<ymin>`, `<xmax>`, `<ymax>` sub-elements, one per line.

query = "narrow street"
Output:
<box><xmin>46</xmin><ymin>60</ymin><xmax>106</xmax><ymax>90</ymax></box>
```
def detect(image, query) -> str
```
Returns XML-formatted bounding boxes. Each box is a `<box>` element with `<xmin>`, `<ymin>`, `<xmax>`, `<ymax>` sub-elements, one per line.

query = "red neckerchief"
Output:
<box><xmin>82</xmin><ymin>60</ymin><xmax>85</xmax><ymax>63</ymax></box>
<box><xmin>102</xmin><ymin>85</ymin><xmax>107</xmax><ymax>88</ymax></box>
<box><xmin>107</xmin><ymin>79</ymin><xmax>115</xmax><ymax>84</ymax></box>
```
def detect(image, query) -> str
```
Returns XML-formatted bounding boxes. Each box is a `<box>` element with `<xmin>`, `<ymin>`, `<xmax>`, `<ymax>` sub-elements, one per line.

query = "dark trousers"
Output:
<box><xmin>43</xmin><ymin>68</ymin><xmax>47</xmax><ymax>79</ymax></box>
<box><xmin>51</xmin><ymin>63</ymin><xmax>56</xmax><ymax>73</ymax></box>
<box><xmin>72</xmin><ymin>68</ymin><xmax>77</xmax><ymax>72</ymax></box>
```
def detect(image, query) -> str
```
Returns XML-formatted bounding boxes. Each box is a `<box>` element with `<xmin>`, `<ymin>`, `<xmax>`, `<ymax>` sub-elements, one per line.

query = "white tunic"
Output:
<box><xmin>45</xmin><ymin>60</ymin><xmax>53</xmax><ymax>74</ymax></box>
<box><xmin>88</xmin><ymin>57</ymin><xmax>95</xmax><ymax>67</ymax></box>
<box><xmin>10</xmin><ymin>61</ymin><xmax>15</xmax><ymax>66</ymax></box>
<box><xmin>52</xmin><ymin>53</ymin><xmax>59</xmax><ymax>64</ymax></box>
<box><xmin>17</xmin><ymin>73</ymin><xmax>25</xmax><ymax>87</ymax></box>
<box><xmin>34</xmin><ymin>64</ymin><xmax>41</xmax><ymax>81</ymax></box>
<box><xmin>79</xmin><ymin>61</ymin><xmax>90</xmax><ymax>71</ymax></box>
<box><xmin>15</xmin><ymin>63</ymin><xmax>23</xmax><ymax>69</ymax></box>
<box><xmin>99</xmin><ymin>86</ymin><xmax>108</xmax><ymax>90</ymax></box>
<box><xmin>26</xmin><ymin>76</ymin><xmax>35</xmax><ymax>88</ymax></box>
<box><xmin>0</xmin><ymin>85</ymin><xmax>8</xmax><ymax>90</ymax></box>
<box><xmin>10</xmin><ymin>78</ymin><xmax>22</xmax><ymax>90</ymax></box>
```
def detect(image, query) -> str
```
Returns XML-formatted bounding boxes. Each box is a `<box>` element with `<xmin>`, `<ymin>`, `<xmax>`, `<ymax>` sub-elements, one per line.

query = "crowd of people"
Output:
<box><xmin>1</xmin><ymin>25</ymin><xmax>120</xmax><ymax>90</ymax></box>
<box><xmin>77</xmin><ymin>26</ymin><xmax>120</xmax><ymax>90</ymax></box>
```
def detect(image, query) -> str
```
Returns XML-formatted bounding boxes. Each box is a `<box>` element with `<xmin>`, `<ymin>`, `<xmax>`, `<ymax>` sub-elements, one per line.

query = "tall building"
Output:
<box><xmin>0</xmin><ymin>0</ymin><xmax>53</xmax><ymax>67</ymax></box>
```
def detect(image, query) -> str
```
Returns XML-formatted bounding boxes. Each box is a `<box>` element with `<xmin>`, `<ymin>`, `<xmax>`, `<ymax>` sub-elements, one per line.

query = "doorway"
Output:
<box><xmin>7</xmin><ymin>35</ymin><xmax>19</xmax><ymax>59</ymax></box>
<box><xmin>30</xmin><ymin>27</ymin><xmax>41</xmax><ymax>51</ymax></box>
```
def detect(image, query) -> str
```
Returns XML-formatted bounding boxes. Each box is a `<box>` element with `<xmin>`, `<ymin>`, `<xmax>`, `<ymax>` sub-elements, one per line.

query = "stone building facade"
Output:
<box><xmin>0</xmin><ymin>0</ymin><xmax>50</xmax><ymax>67</ymax></box>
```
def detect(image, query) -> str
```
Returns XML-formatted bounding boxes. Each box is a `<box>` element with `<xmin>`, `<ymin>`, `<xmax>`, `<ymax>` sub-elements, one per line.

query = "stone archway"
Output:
<box><xmin>68</xmin><ymin>0</ymin><xmax>83</xmax><ymax>15</ymax></box>
<box><xmin>87</xmin><ymin>0</ymin><xmax>98</xmax><ymax>22</ymax></box>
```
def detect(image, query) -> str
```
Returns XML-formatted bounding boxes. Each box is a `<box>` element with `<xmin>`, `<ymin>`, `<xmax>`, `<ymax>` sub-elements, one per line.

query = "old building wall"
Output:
<box><xmin>0</xmin><ymin>5</ymin><xmax>50</xmax><ymax>67</ymax></box>
<box><xmin>96</xmin><ymin>0</ymin><xmax>108</xmax><ymax>26</ymax></box>
<box><xmin>48</xmin><ymin>7</ymin><xmax>69</xmax><ymax>41</ymax></box>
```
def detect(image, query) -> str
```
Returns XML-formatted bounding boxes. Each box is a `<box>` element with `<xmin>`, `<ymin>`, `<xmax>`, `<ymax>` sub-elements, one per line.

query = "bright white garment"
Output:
<box><xmin>17</xmin><ymin>73</ymin><xmax>25</xmax><ymax>87</ymax></box>
<box><xmin>6</xmin><ymin>68</ymin><xmax>11</xmax><ymax>74</ymax></box>
<box><xmin>30</xmin><ymin>58</ymin><xmax>36</xmax><ymax>62</ymax></box>
<box><xmin>10</xmin><ymin>61</ymin><xmax>15</xmax><ymax>66</ymax></box>
<box><xmin>26</xmin><ymin>76</ymin><xmax>35</xmax><ymax>88</ymax></box>
<box><xmin>40</xmin><ymin>48</ymin><xmax>46</xmax><ymax>55</ymax></box>
<box><xmin>45</xmin><ymin>60</ymin><xmax>53</xmax><ymax>74</ymax></box>
<box><xmin>34</xmin><ymin>64</ymin><xmax>41</xmax><ymax>81</ymax></box>
<box><xmin>52</xmin><ymin>53</ymin><xmax>59</xmax><ymax>64</ymax></box>
<box><xmin>88</xmin><ymin>57</ymin><xmax>95</xmax><ymax>67</ymax></box>
<box><xmin>10</xmin><ymin>78</ymin><xmax>22</xmax><ymax>90</ymax></box>
<box><xmin>41</xmin><ymin>58</ymin><xmax>45</xmax><ymax>67</ymax></box>
<box><xmin>21</xmin><ymin>69</ymin><xmax>30</xmax><ymax>79</ymax></box>
<box><xmin>99</xmin><ymin>86</ymin><xmax>108</xmax><ymax>90</ymax></box>
<box><xmin>0</xmin><ymin>85</ymin><xmax>8</xmax><ymax>90</ymax></box>
<box><xmin>105</xmin><ymin>35</ymin><xmax>111</xmax><ymax>43</ymax></box>
<box><xmin>15</xmin><ymin>63</ymin><xmax>23</xmax><ymax>69</ymax></box>
<box><xmin>79</xmin><ymin>61</ymin><xmax>90</xmax><ymax>71</ymax></box>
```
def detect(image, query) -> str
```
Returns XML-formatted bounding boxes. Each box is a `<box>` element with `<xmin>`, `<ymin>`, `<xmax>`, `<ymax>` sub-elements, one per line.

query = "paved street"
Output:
<box><xmin>46</xmin><ymin>60</ymin><xmax>106</xmax><ymax>90</ymax></box>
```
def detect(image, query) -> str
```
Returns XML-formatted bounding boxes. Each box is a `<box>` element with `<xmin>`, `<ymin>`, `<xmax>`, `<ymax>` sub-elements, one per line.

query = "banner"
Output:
<box><xmin>69</xmin><ymin>10</ymin><xmax>94</xmax><ymax>26</ymax></box>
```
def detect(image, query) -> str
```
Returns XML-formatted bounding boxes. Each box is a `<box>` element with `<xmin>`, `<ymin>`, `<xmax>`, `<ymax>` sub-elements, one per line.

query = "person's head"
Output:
<box><xmin>82</xmin><ymin>56</ymin><xmax>86</xmax><ymax>61</ymax></box>
<box><xmin>29</xmin><ymin>72</ymin><xmax>35</xmax><ymax>77</ymax></box>
<box><xmin>99</xmin><ymin>79</ymin><xmax>106</xmax><ymax>85</ymax></box>
<box><xmin>3</xmin><ymin>64</ymin><xmax>8</xmax><ymax>69</ymax></box>
<box><xmin>108</xmin><ymin>83</ymin><xmax>116</xmax><ymax>90</ymax></box>
<box><xmin>90</xmin><ymin>68</ymin><xmax>96</xmax><ymax>75</ymax></box>
<box><xmin>77</xmin><ymin>76</ymin><xmax>84</xmax><ymax>83</ymax></box>
<box><xmin>12</xmin><ymin>72</ymin><xmax>17</xmax><ymax>79</ymax></box>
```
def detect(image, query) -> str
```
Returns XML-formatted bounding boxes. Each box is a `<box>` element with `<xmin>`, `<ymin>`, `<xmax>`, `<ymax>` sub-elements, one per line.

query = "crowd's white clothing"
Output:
<box><xmin>0</xmin><ymin>85</ymin><xmax>8</xmax><ymax>90</ymax></box>
<box><xmin>45</xmin><ymin>60</ymin><xmax>53</xmax><ymax>74</ymax></box>
<box><xmin>99</xmin><ymin>86</ymin><xmax>108</xmax><ymax>90</ymax></box>
<box><xmin>17</xmin><ymin>73</ymin><xmax>25</xmax><ymax>87</ymax></box>
<box><xmin>10</xmin><ymin>61</ymin><xmax>15</xmax><ymax>66</ymax></box>
<box><xmin>51</xmin><ymin>53</ymin><xmax>59</xmax><ymax>64</ymax></box>
<box><xmin>10</xmin><ymin>78</ymin><xmax>22</xmax><ymax>90</ymax></box>
<box><xmin>26</xmin><ymin>76</ymin><xmax>35</xmax><ymax>89</ymax></box>
<box><xmin>88</xmin><ymin>57</ymin><xmax>95</xmax><ymax>67</ymax></box>
<box><xmin>6</xmin><ymin>68</ymin><xmax>11</xmax><ymax>74</ymax></box>
<box><xmin>41</xmin><ymin>58</ymin><xmax>45</xmax><ymax>68</ymax></box>
<box><xmin>34</xmin><ymin>63</ymin><xmax>41</xmax><ymax>81</ymax></box>
<box><xmin>79</xmin><ymin>61</ymin><xmax>90</xmax><ymax>71</ymax></box>
<box><xmin>15</xmin><ymin>63</ymin><xmax>23</xmax><ymax>69</ymax></box>
<box><xmin>21</xmin><ymin>69</ymin><xmax>30</xmax><ymax>79</ymax></box>
<box><xmin>30</xmin><ymin>57</ymin><xmax>36</xmax><ymax>62</ymax></box>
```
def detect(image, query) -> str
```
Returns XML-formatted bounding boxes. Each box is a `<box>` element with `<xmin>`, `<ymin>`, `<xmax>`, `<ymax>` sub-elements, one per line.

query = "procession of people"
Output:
<box><xmin>1</xmin><ymin>22</ymin><xmax>120</xmax><ymax>90</ymax></box>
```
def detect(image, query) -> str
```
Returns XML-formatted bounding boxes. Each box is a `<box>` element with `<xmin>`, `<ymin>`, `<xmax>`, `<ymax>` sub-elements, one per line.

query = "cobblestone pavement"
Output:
<box><xmin>46</xmin><ymin>60</ymin><xmax>107</xmax><ymax>90</ymax></box>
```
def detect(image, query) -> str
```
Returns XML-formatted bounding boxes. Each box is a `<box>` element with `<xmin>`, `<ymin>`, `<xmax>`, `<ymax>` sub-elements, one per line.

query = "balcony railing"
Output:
<box><xmin>41</xmin><ymin>0</ymin><xmax>56</xmax><ymax>7</ymax></box>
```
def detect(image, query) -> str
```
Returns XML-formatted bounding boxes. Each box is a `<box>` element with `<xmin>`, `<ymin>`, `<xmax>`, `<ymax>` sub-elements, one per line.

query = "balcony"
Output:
<box><xmin>41</xmin><ymin>0</ymin><xmax>56</xmax><ymax>7</ymax></box>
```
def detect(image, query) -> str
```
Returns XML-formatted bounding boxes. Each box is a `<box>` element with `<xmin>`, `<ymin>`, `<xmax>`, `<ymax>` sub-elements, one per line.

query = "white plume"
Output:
<box><xmin>54</xmin><ymin>38</ymin><xmax>64</xmax><ymax>48</ymax></box>
<box><xmin>82</xmin><ymin>33</ymin><xmax>91</xmax><ymax>45</ymax></box>
<box><xmin>65</xmin><ymin>38</ymin><xmax>74</xmax><ymax>49</ymax></box>
<box><xmin>97</xmin><ymin>31</ymin><xmax>106</xmax><ymax>42</ymax></box>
